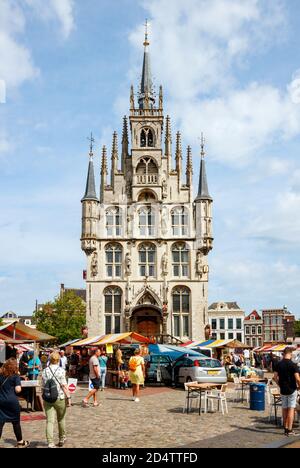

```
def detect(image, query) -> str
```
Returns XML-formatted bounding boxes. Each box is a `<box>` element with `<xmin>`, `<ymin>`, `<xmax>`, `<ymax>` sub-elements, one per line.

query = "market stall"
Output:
<box><xmin>0</xmin><ymin>321</ymin><xmax>56</xmax><ymax>411</ymax></box>
<box><xmin>73</xmin><ymin>332</ymin><xmax>151</xmax><ymax>387</ymax></box>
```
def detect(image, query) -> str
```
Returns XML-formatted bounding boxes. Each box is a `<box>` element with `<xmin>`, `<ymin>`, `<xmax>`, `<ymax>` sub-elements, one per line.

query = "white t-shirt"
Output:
<box><xmin>244</xmin><ymin>350</ymin><xmax>250</xmax><ymax>359</ymax></box>
<box><xmin>42</xmin><ymin>365</ymin><xmax>67</xmax><ymax>400</ymax></box>
<box><xmin>60</xmin><ymin>356</ymin><xmax>68</xmax><ymax>370</ymax></box>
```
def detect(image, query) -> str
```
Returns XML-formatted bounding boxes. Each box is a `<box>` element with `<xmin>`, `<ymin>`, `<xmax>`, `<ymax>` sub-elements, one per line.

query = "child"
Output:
<box><xmin>119</xmin><ymin>370</ymin><xmax>129</xmax><ymax>390</ymax></box>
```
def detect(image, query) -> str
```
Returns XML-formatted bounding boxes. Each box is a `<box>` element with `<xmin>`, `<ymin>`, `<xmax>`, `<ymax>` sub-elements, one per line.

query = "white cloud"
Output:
<box><xmin>0</xmin><ymin>0</ymin><xmax>38</xmax><ymax>89</ymax></box>
<box><xmin>25</xmin><ymin>0</ymin><xmax>75</xmax><ymax>39</ymax></box>
<box><xmin>128</xmin><ymin>0</ymin><xmax>299</xmax><ymax>166</ymax></box>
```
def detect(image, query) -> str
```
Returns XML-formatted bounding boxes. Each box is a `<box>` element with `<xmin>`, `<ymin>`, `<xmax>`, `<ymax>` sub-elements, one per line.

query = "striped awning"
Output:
<box><xmin>0</xmin><ymin>321</ymin><xmax>55</xmax><ymax>343</ymax></box>
<box><xmin>183</xmin><ymin>339</ymin><xmax>234</xmax><ymax>349</ymax></box>
<box><xmin>75</xmin><ymin>332</ymin><xmax>150</xmax><ymax>347</ymax></box>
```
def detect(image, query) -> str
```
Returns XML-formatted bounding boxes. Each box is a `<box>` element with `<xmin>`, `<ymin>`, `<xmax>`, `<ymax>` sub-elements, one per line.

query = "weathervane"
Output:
<box><xmin>87</xmin><ymin>132</ymin><xmax>95</xmax><ymax>160</ymax></box>
<box><xmin>200</xmin><ymin>132</ymin><xmax>205</xmax><ymax>159</ymax></box>
<box><xmin>144</xmin><ymin>19</ymin><xmax>150</xmax><ymax>47</ymax></box>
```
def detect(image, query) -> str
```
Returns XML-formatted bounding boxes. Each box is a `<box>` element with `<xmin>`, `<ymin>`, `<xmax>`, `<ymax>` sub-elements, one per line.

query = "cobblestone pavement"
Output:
<box><xmin>0</xmin><ymin>385</ymin><xmax>289</xmax><ymax>449</ymax></box>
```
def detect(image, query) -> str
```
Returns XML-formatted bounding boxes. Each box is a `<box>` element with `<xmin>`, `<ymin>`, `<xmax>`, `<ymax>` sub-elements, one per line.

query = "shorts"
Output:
<box><xmin>91</xmin><ymin>378</ymin><xmax>101</xmax><ymax>390</ymax></box>
<box><xmin>281</xmin><ymin>391</ymin><xmax>298</xmax><ymax>409</ymax></box>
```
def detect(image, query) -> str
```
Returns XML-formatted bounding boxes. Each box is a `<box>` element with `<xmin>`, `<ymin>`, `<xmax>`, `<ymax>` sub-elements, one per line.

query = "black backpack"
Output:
<box><xmin>42</xmin><ymin>367</ymin><xmax>59</xmax><ymax>403</ymax></box>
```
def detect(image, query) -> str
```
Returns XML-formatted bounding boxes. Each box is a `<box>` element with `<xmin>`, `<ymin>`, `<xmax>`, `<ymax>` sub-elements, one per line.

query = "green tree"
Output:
<box><xmin>294</xmin><ymin>320</ymin><xmax>300</xmax><ymax>338</ymax></box>
<box><xmin>34</xmin><ymin>291</ymin><xmax>86</xmax><ymax>344</ymax></box>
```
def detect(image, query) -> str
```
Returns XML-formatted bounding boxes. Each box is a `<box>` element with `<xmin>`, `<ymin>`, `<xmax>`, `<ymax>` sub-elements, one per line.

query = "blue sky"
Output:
<box><xmin>1</xmin><ymin>0</ymin><xmax>300</xmax><ymax>318</ymax></box>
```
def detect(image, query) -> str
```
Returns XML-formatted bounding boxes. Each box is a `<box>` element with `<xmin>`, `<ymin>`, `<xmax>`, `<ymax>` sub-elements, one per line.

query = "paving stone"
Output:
<box><xmin>0</xmin><ymin>385</ymin><xmax>287</xmax><ymax>448</ymax></box>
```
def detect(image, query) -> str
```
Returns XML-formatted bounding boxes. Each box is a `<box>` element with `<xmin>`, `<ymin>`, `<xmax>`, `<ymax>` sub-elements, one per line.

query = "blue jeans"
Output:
<box><xmin>100</xmin><ymin>368</ymin><xmax>107</xmax><ymax>388</ymax></box>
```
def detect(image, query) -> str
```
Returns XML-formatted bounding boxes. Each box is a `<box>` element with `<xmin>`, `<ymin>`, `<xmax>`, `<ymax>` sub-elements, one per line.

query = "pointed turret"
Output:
<box><xmin>195</xmin><ymin>134</ymin><xmax>213</xmax><ymax>254</ymax></box>
<box><xmin>111</xmin><ymin>132</ymin><xmax>119</xmax><ymax>189</ymax></box>
<box><xmin>138</xmin><ymin>20</ymin><xmax>155</xmax><ymax>110</ymax></box>
<box><xmin>100</xmin><ymin>145</ymin><xmax>108</xmax><ymax>203</ymax></box>
<box><xmin>81</xmin><ymin>134</ymin><xmax>99</xmax><ymax>255</ymax></box>
<box><xmin>82</xmin><ymin>136</ymin><xmax>98</xmax><ymax>202</ymax></box>
<box><xmin>186</xmin><ymin>145</ymin><xmax>193</xmax><ymax>187</ymax></box>
<box><xmin>195</xmin><ymin>135</ymin><xmax>212</xmax><ymax>202</ymax></box>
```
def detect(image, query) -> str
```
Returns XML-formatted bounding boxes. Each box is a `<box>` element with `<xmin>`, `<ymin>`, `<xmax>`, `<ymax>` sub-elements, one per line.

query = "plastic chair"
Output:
<box><xmin>204</xmin><ymin>385</ymin><xmax>229</xmax><ymax>415</ymax></box>
<box><xmin>232</xmin><ymin>376</ymin><xmax>243</xmax><ymax>403</ymax></box>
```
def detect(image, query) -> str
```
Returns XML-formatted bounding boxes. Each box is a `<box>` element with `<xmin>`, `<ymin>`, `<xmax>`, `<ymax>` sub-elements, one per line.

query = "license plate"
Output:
<box><xmin>207</xmin><ymin>371</ymin><xmax>220</xmax><ymax>376</ymax></box>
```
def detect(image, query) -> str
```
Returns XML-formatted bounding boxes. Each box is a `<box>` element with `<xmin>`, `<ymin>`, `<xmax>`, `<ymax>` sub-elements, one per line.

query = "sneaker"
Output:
<box><xmin>287</xmin><ymin>430</ymin><xmax>299</xmax><ymax>437</ymax></box>
<box><xmin>48</xmin><ymin>443</ymin><xmax>56</xmax><ymax>448</ymax></box>
<box><xmin>132</xmin><ymin>397</ymin><xmax>136</xmax><ymax>401</ymax></box>
<box><xmin>82</xmin><ymin>399</ymin><xmax>89</xmax><ymax>407</ymax></box>
<box><xmin>16</xmin><ymin>440</ymin><xmax>30</xmax><ymax>448</ymax></box>
<box><xmin>135</xmin><ymin>398</ymin><xmax>140</xmax><ymax>402</ymax></box>
<box><xmin>58</xmin><ymin>437</ymin><xmax>67</xmax><ymax>448</ymax></box>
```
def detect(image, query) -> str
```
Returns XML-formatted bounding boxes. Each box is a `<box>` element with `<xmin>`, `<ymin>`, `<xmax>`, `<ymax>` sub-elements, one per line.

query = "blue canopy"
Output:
<box><xmin>148</xmin><ymin>344</ymin><xmax>203</xmax><ymax>360</ymax></box>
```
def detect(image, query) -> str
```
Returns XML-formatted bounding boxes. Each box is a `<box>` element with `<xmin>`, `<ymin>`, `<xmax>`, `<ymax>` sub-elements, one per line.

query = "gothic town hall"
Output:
<box><xmin>81</xmin><ymin>31</ymin><xmax>213</xmax><ymax>341</ymax></box>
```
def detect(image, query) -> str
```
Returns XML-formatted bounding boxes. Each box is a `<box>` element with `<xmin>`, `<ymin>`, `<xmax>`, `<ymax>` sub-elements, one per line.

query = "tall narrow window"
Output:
<box><xmin>172</xmin><ymin>243</ymin><xmax>189</xmax><ymax>277</ymax></box>
<box><xmin>140</xmin><ymin>128</ymin><xmax>154</xmax><ymax>148</ymax></box>
<box><xmin>104</xmin><ymin>287</ymin><xmax>122</xmax><ymax>334</ymax></box>
<box><xmin>106</xmin><ymin>207</ymin><xmax>122</xmax><ymax>237</ymax></box>
<box><xmin>172</xmin><ymin>287</ymin><xmax>190</xmax><ymax>337</ymax></box>
<box><xmin>139</xmin><ymin>207</ymin><xmax>155</xmax><ymax>236</ymax></box>
<box><xmin>105</xmin><ymin>244</ymin><xmax>122</xmax><ymax>278</ymax></box>
<box><xmin>139</xmin><ymin>243</ymin><xmax>156</xmax><ymax>277</ymax></box>
<box><xmin>171</xmin><ymin>207</ymin><xmax>188</xmax><ymax>236</ymax></box>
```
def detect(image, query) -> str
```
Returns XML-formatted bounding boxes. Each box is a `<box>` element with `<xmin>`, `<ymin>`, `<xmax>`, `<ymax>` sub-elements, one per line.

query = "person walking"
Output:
<box><xmin>42</xmin><ymin>352</ymin><xmax>71</xmax><ymax>448</ymax></box>
<box><xmin>128</xmin><ymin>348</ymin><xmax>145</xmax><ymax>403</ymax></box>
<box><xmin>274</xmin><ymin>347</ymin><xmax>300</xmax><ymax>437</ymax></box>
<box><xmin>98</xmin><ymin>350</ymin><xmax>108</xmax><ymax>391</ymax></box>
<box><xmin>0</xmin><ymin>358</ymin><xmax>30</xmax><ymax>448</ymax></box>
<box><xmin>82</xmin><ymin>348</ymin><xmax>101</xmax><ymax>407</ymax></box>
<box><xmin>59</xmin><ymin>350</ymin><xmax>68</xmax><ymax>372</ymax></box>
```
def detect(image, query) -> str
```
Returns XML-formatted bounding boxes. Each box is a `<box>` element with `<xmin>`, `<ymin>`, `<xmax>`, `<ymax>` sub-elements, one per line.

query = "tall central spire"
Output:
<box><xmin>139</xmin><ymin>19</ymin><xmax>155</xmax><ymax>110</ymax></box>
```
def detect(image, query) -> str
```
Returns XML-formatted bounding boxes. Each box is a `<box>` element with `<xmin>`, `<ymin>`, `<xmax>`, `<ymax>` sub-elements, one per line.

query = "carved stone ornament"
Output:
<box><xmin>161</xmin><ymin>252</ymin><xmax>168</xmax><ymax>276</ymax></box>
<box><xmin>91</xmin><ymin>251</ymin><xmax>98</xmax><ymax>277</ymax></box>
<box><xmin>125</xmin><ymin>253</ymin><xmax>132</xmax><ymax>275</ymax></box>
<box><xmin>196</xmin><ymin>251</ymin><xmax>203</xmax><ymax>276</ymax></box>
<box><xmin>162</xmin><ymin>179</ymin><xmax>168</xmax><ymax>199</ymax></box>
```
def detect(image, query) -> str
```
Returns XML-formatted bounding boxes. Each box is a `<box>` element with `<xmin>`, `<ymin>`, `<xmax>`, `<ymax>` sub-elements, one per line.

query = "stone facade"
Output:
<box><xmin>81</xmin><ymin>33</ymin><xmax>213</xmax><ymax>341</ymax></box>
<box><xmin>208</xmin><ymin>302</ymin><xmax>245</xmax><ymax>342</ymax></box>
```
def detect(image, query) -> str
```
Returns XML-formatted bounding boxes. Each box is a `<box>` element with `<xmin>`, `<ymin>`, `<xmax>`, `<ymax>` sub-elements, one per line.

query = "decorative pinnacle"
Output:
<box><xmin>187</xmin><ymin>146</ymin><xmax>193</xmax><ymax>171</ymax></box>
<box><xmin>101</xmin><ymin>145</ymin><xmax>108</xmax><ymax>175</ymax></box>
<box><xmin>144</xmin><ymin>19</ymin><xmax>150</xmax><ymax>47</ymax></box>
<box><xmin>112</xmin><ymin>131</ymin><xmax>118</xmax><ymax>156</ymax></box>
<box><xmin>87</xmin><ymin>132</ymin><xmax>95</xmax><ymax>160</ymax></box>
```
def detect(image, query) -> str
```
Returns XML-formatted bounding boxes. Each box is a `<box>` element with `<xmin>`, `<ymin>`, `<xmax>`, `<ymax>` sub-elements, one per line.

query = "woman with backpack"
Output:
<box><xmin>0</xmin><ymin>358</ymin><xmax>29</xmax><ymax>448</ymax></box>
<box><xmin>128</xmin><ymin>348</ymin><xmax>145</xmax><ymax>403</ymax></box>
<box><xmin>42</xmin><ymin>352</ymin><xmax>71</xmax><ymax>448</ymax></box>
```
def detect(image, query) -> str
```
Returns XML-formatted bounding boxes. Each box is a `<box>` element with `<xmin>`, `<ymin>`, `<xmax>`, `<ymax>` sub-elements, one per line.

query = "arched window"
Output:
<box><xmin>139</xmin><ymin>243</ymin><xmax>156</xmax><ymax>277</ymax></box>
<box><xmin>104</xmin><ymin>287</ymin><xmax>122</xmax><ymax>334</ymax></box>
<box><xmin>171</xmin><ymin>207</ymin><xmax>188</xmax><ymax>236</ymax></box>
<box><xmin>140</xmin><ymin>128</ymin><xmax>154</xmax><ymax>148</ymax></box>
<box><xmin>138</xmin><ymin>206</ymin><xmax>156</xmax><ymax>236</ymax></box>
<box><xmin>136</xmin><ymin>157</ymin><xmax>158</xmax><ymax>184</ymax></box>
<box><xmin>172</xmin><ymin>287</ymin><xmax>190</xmax><ymax>337</ymax></box>
<box><xmin>140</xmin><ymin>129</ymin><xmax>147</xmax><ymax>148</ymax></box>
<box><xmin>172</xmin><ymin>243</ymin><xmax>189</xmax><ymax>277</ymax></box>
<box><xmin>106</xmin><ymin>207</ymin><xmax>122</xmax><ymax>237</ymax></box>
<box><xmin>105</xmin><ymin>243</ymin><xmax>122</xmax><ymax>278</ymax></box>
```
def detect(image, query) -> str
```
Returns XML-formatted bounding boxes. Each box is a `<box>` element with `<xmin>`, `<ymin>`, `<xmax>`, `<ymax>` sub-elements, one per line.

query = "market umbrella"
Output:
<box><xmin>224</xmin><ymin>339</ymin><xmax>252</xmax><ymax>349</ymax></box>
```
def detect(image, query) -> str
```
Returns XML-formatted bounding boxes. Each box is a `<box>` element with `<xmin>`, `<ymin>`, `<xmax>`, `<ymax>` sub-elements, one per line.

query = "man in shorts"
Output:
<box><xmin>82</xmin><ymin>348</ymin><xmax>101</xmax><ymax>407</ymax></box>
<box><xmin>274</xmin><ymin>347</ymin><xmax>300</xmax><ymax>436</ymax></box>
